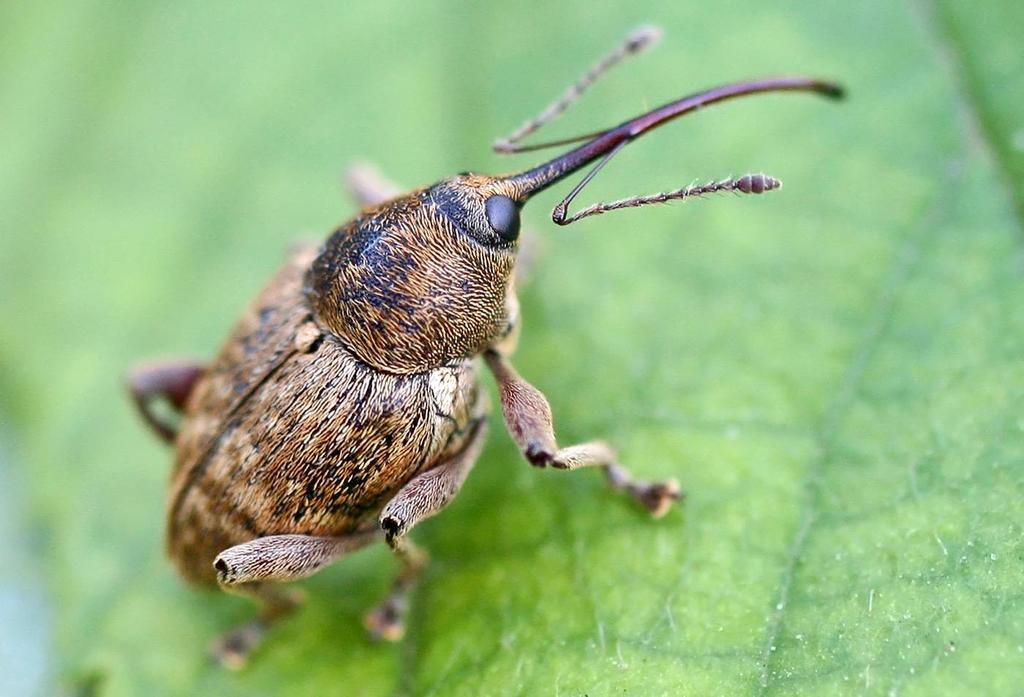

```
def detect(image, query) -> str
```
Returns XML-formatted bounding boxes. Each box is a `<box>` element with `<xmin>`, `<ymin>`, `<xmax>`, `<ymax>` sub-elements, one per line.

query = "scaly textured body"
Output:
<box><xmin>168</xmin><ymin>245</ymin><xmax>483</xmax><ymax>584</ymax></box>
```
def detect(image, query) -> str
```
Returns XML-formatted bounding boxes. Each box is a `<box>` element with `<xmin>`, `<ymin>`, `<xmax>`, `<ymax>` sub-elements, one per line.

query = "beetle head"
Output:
<box><xmin>305</xmin><ymin>173</ymin><xmax>525</xmax><ymax>374</ymax></box>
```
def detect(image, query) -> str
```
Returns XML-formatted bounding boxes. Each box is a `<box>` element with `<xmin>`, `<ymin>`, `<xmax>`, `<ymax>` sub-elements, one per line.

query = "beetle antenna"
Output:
<box><xmin>554</xmin><ymin>173</ymin><xmax>782</xmax><ymax>225</ymax></box>
<box><xmin>505</xmin><ymin>76</ymin><xmax>843</xmax><ymax>224</ymax></box>
<box><xmin>494</xmin><ymin>24</ymin><xmax>662</xmax><ymax>154</ymax></box>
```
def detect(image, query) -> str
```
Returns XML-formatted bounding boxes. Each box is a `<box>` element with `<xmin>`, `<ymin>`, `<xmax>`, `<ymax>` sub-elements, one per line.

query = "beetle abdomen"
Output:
<box><xmin>167</xmin><ymin>245</ymin><xmax>483</xmax><ymax>585</ymax></box>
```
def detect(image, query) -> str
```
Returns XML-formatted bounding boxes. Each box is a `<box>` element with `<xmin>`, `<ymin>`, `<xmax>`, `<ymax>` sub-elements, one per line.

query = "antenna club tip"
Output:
<box><xmin>736</xmin><ymin>173</ymin><xmax>782</xmax><ymax>194</ymax></box>
<box><xmin>626</xmin><ymin>25</ymin><xmax>663</xmax><ymax>52</ymax></box>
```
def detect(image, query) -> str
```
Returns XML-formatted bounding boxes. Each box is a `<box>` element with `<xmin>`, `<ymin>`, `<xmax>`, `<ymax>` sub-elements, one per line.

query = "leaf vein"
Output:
<box><xmin>914</xmin><ymin>0</ymin><xmax>1024</xmax><ymax>239</ymax></box>
<box><xmin>754</xmin><ymin>183</ymin><xmax>958</xmax><ymax>692</ymax></box>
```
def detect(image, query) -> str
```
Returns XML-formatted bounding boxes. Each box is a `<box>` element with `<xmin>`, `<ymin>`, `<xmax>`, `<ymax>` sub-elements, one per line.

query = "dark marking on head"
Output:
<box><xmin>429</xmin><ymin>184</ymin><xmax>516</xmax><ymax>249</ymax></box>
<box><xmin>338</xmin><ymin>223</ymin><xmax>386</xmax><ymax>266</ymax></box>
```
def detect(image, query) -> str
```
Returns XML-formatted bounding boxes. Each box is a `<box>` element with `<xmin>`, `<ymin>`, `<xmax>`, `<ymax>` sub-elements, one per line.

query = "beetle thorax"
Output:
<box><xmin>305</xmin><ymin>191</ymin><xmax>516</xmax><ymax>374</ymax></box>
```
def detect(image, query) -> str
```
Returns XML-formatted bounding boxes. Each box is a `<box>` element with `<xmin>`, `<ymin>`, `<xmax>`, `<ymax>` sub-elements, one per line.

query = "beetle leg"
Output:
<box><xmin>378</xmin><ymin>418</ymin><xmax>487</xmax><ymax>544</ymax></box>
<box><xmin>362</xmin><ymin>536</ymin><xmax>428</xmax><ymax>642</ymax></box>
<box><xmin>125</xmin><ymin>358</ymin><xmax>205</xmax><ymax>444</ymax></box>
<box><xmin>343</xmin><ymin>161</ymin><xmax>403</xmax><ymax>207</ymax></box>
<box><xmin>484</xmin><ymin>350</ymin><xmax>682</xmax><ymax>517</ymax></box>
<box><xmin>210</xmin><ymin>529</ymin><xmax>381</xmax><ymax>669</ymax></box>
<box><xmin>364</xmin><ymin>416</ymin><xmax>488</xmax><ymax>641</ymax></box>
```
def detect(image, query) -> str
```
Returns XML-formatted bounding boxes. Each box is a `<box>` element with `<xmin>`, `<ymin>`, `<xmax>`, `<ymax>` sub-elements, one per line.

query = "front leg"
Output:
<box><xmin>484</xmin><ymin>351</ymin><xmax>680</xmax><ymax>517</ymax></box>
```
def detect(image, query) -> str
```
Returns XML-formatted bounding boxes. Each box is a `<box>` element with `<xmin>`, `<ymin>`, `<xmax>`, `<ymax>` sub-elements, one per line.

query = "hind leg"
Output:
<box><xmin>125</xmin><ymin>358</ymin><xmax>204</xmax><ymax>443</ymax></box>
<box><xmin>211</xmin><ymin>528</ymin><xmax>381</xmax><ymax>669</ymax></box>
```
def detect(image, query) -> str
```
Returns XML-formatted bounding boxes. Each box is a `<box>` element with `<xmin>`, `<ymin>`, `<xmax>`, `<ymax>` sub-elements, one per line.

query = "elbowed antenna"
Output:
<box><xmin>555</xmin><ymin>173</ymin><xmax>782</xmax><ymax>226</ymax></box>
<box><xmin>494</xmin><ymin>24</ymin><xmax>663</xmax><ymax>154</ymax></box>
<box><xmin>504</xmin><ymin>76</ymin><xmax>844</xmax><ymax>224</ymax></box>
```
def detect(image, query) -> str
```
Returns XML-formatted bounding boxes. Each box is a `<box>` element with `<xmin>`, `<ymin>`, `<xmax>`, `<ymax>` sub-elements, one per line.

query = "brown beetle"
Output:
<box><xmin>127</xmin><ymin>27</ymin><xmax>842</xmax><ymax>668</ymax></box>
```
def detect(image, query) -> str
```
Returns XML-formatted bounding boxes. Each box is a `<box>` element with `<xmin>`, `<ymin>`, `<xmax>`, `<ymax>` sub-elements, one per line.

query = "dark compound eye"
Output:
<box><xmin>485</xmin><ymin>195</ymin><xmax>521</xmax><ymax>242</ymax></box>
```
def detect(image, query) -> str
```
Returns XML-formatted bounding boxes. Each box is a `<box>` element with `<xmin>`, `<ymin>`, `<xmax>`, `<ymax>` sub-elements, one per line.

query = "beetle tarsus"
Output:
<box><xmin>209</xmin><ymin>618</ymin><xmax>270</xmax><ymax>670</ymax></box>
<box><xmin>363</xmin><ymin>595</ymin><xmax>408</xmax><ymax>642</ymax></box>
<box><xmin>604</xmin><ymin>464</ymin><xmax>683</xmax><ymax>518</ymax></box>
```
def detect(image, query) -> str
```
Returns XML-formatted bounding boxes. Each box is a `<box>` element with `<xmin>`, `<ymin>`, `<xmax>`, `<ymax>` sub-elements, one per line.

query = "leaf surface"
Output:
<box><xmin>1</xmin><ymin>1</ymin><xmax>1022</xmax><ymax>695</ymax></box>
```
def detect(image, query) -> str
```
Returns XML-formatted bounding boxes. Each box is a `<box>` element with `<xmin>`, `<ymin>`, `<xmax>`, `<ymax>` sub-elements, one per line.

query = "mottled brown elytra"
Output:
<box><xmin>127</xmin><ymin>25</ymin><xmax>842</xmax><ymax>668</ymax></box>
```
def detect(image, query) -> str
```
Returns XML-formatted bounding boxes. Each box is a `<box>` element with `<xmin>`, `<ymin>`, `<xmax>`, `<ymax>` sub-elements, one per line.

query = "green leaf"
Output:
<box><xmin>2</xmin><ymin>1</ymin><xmax>1022</xmax><ymax>695</ymax></box>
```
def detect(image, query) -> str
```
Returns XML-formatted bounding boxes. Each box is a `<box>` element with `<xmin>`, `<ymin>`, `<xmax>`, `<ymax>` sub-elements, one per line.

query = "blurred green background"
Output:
<box><xmin>2</xmin><ymin>1</ymin><xmax>1023</xmax><ymax>696</ymax></box>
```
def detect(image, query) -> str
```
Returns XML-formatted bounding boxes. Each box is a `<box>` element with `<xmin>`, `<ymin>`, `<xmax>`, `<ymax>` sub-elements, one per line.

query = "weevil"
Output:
<box><xmin>127</xmin><ymin>27</ymin><xmax>842</xmax><ymax>668</ymax></box>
